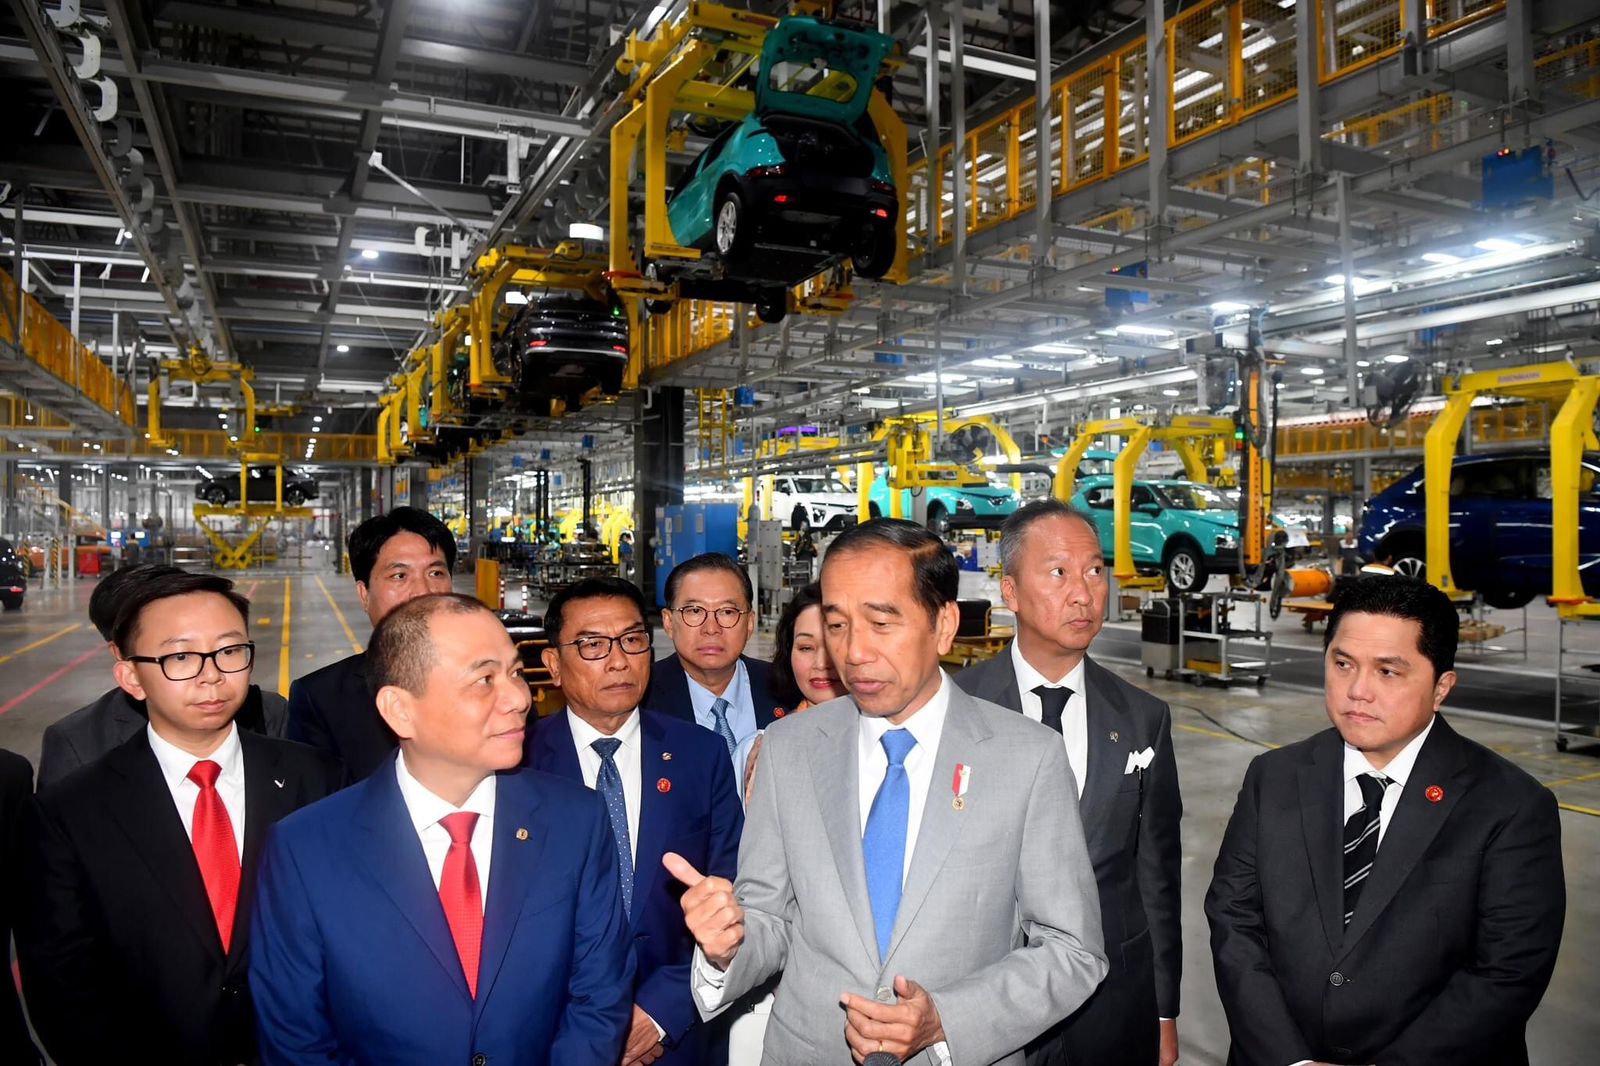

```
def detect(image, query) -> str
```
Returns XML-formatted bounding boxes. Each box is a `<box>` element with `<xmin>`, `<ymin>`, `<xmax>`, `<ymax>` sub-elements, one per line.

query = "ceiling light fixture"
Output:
<box><xmin>568</xmin><ymin>222</ymin><xmax>605</xmax><ymax>241</ymax></box>
<box><xmin>1209</xmin><ymin>301</ymin><xmax>1251</xmax><ymax>313</ymax></box>
<box><xmin>1114</xmin><ymin>323</ymin><xmax>1174</xmax><ymax>338</ymax></box>
<box><xmin>1474</xmin><ymin>237</ymin><xmax>1522</xmax><ymax>252</ymax></box>
<box><xmin>1421</xmin><ymin>252</ymin><xmax>1462</xmax><ymax>264</ymax></box>
<box><xmin>336</xmin><ymin>344</ymin><xmax>351</xmax><ymax>353</ymax></box>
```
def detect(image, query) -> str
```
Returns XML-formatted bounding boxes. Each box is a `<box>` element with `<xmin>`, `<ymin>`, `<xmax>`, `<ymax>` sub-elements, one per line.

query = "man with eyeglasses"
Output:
<box><xmin>643</xmin><ymin>553</ymin><xmax>781</xmax><ymax>773</ymax></box>
<box><xmin>527</xmin><ymin>577</ymin><xmax>743</xmax><ymax>1066</ymax></box>
<box><xmin>19</xmin><ymin>570</ymin><xmax>341</xmax><ymax>1066</ymax></box>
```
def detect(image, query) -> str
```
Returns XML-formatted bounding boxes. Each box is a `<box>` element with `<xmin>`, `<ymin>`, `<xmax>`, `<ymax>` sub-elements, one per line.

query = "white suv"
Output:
<box><xmin>753</xmin><ymin>474</ymin><xmax>859</xmax><ymax>531</ymax></box>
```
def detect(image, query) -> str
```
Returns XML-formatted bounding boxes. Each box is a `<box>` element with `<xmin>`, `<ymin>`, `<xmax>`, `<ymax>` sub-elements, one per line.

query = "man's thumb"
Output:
<box><xmin>662</xmin><ymin>851</ymin><xmax>705</xmax><ymax>888</ymax></box>
<box><xmin>894</xmin><ymin>974</ymin><xmax>925</xmax><ymax>999</ymax></box>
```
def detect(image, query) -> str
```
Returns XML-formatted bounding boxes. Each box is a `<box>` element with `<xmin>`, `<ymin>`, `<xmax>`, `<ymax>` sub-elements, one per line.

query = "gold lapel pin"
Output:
<box><xmin>1109</xmin><ymin>730</ymin><xmax>1119</xmax><ymax>743</ymax></box>
<box><xmin>952</xmin><ymin>796</ymin><xmax>966</xmax><ymax>811</ymax></box>
<box><xmin>515</xmin><ymin>828</ymin><xmax>529</xmax><ymax>841</ymax></box>
<box><xmin>662</xmin><ymin>752</ymin><xmax>673</xmax><ymax>761</ymax></box>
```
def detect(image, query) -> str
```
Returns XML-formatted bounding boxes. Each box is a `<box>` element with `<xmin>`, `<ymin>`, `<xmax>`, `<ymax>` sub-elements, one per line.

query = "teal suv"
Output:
<box><xmin>867</xmin><ymin>475</ymin><xmax>1021</xmax><ymax>533</ymax></box>
<box><xmin>1071</xmin><ymin>475</ymin><xmax>1243</xmax><ymax>592</ymax></box>
<box><xmin>654</xmin><ymin>17</ymin><xmax>899</xmax><ymax>322</ymax></box>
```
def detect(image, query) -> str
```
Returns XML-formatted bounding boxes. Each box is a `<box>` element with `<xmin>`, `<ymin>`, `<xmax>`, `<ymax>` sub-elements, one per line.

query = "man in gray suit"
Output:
<box><xmin>667</xmin><ymin>518</ymin><xmax>1106</xmax><ymax>1066</ymax></box>
<box><xmin>956</xmin><ymin>499</ymin><xmax>1183</xmax><ymax>1066</ymax></box>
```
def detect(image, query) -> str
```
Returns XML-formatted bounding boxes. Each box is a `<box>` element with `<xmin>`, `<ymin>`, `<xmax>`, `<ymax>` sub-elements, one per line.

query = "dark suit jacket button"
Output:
<box><xmin>1329</xmin><ymin>971</ymin><xmax>1346</xmax><ymax>987</ymax></box>
<box><xmin>1333</xmin><ymin>1047</ymin><xmax>1353</xmax><ymax>1059</ymax></box>
<box><xmin>472</xmin><ymin>1055</ymin><xmax>488</xmax><ymax>1066</ymax></box>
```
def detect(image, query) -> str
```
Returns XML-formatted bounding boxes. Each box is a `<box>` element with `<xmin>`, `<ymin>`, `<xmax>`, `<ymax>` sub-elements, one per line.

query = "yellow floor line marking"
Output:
<box><xmin>256</xmin><ymin>617</ymin><xmax>272</xmax><ymax>625</ymax></box>
<box><xmin>1558</xmin><ymin>802</ymin><xmax>1600</xmax><ymax>817</ymax></box>
<box><xmin>278</xmin><ymin>577</ymin><xmax>292</xmax><ymax>697</ymax></box>
<box><xmin>0</xmin><ymin>623</ymin><xmax>83</xmax><ymax>666</ymax></box>
<box><xmin>315</xmin><ymin>574</ymin><xmax>363</xmax><ymax>654</ymax></box>
<box><xmin>1173</xmin><ymin>722</ymin><xmax>1278</xmax><ymax>747</ymax></box>
<box><xmin>1543</xmin><ymin>768</ymin><xmax>1600</xmax><ymax>789</ymax></box>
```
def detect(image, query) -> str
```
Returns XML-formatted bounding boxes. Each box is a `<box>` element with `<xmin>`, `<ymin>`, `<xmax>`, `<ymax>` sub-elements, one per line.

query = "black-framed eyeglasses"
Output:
<box><xmin>125</xmin><ymin>642</ymin><xmax>256</xmax><ymax>681</ymax></box>
<box><xmin>673</xmin><ymin>605</ymin><xmax>749</xmax><ymax>629</ymax></box>
<box><xmin>560</xmin><ymin>629</ymin><xmax>653</xmax><ymax>661</ymax></box>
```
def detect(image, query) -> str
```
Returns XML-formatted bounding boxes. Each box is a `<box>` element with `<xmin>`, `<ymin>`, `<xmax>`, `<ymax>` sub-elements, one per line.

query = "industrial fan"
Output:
<box><xmin>935</xmin><ymin>423</ymin><xmax>1001</xmax><ymax>467</ymax></box>
<box><xmin>1362</xmin><ymin>359</ymin><xmax>1424</xmax><ymax>428</ymax></box>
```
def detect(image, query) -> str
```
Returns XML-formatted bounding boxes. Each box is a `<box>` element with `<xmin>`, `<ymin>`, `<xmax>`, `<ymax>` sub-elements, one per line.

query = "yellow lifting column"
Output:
<box><xmin>1052</xmin><ymin>414</ymin><xmax>1234</xmax><ymax>584</ymax></box>
<box><xmin>1425</xmin><ymin>359</ymin><xmax>1600</xmax><ymax>611</ymax></box>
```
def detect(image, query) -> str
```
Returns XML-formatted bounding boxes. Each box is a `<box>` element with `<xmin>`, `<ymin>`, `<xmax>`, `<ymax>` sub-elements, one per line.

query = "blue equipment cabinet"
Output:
<box><xmin>652</xmin><ymin>502</ymin><xmax>741</xmax><ymax>608</ymax></box>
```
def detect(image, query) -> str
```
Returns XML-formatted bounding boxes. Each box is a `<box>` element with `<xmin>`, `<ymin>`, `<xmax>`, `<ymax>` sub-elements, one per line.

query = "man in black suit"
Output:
<box><xmin>0</xmin><ymin>749</ymin><xmax>40</xmax><ymax>1065</ymax></box>
<box><xmin>38</xmin><ymin>564</ymin><xmax>288</xmax><ymax>789</ymax></box>
<box><xmin>287</xmin><ymin>506</ymin><xmax>455</xmax><ymax>780</ymax></box>
<box><xmin>956</xmin><ymin>499</ymin><xmax>1182</xmax><ymax>1066</ymax></box>
<box><xmin>1206</xmin><ymin>576</ymin><xmax>1565</xmax><ymax>1066</ymax></box>
<box><xmin>19</xmin><ymin>571</ymin><xmax>341</xmax><ymax>1066</ymax></box>
<box><xmin>640</xmin><ymin>553</ymin><xmax>781</xmax><ymax>771</ymax></box>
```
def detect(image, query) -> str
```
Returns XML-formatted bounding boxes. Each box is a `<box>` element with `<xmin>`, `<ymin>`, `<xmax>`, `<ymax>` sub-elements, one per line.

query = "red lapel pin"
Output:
<box><xmin>1425</xmin><ymin>784</ymin><xmax>1444</xmax><ymax>803</ymax></box>
<box><xmin>656</xmin><ymin>778</ymin><xmax>672</xmax><ymax>794</ymax></box>
<box><xmin>773</xmin><ymin>707</ymin><xmax>786</xmax><ymax>718</ymax></box>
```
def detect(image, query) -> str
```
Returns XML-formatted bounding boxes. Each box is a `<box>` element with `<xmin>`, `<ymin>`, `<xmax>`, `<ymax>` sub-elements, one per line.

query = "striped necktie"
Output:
<box><xmin>1343</xmin><ymin>773</ymin><xmax>1389</xmax><ymax>926</ymax></box>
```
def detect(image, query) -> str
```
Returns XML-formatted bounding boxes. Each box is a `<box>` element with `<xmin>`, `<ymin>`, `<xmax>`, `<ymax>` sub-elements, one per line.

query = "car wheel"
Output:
<box><xmin>926</xmin><ymin>504</ymin><xmax>949</xmax><ymax>536</ymax></box>
<box><xmin>1384</xmin><ymin>538</ymin><xmax>1425</xmax><ymax>579</ymax></box>
<box><xmin>643</xmin><ymin>261</ymin><xmax>673</xmax><ymax>315</ymax></box>
<box><xmin>714</xmin><ymin>188</ymin><xmax>752</xmax><ymax>261</ymax></box>
<box><xmin>285</xmin><ymin>490</ymin><xmax>305</xmax><ymax>507</ymax></box>
<box><xmin>1481</xmin><ymin>586</ymin><xmax>1536</xmax><ymax>610</ymax></box>
<box><xmin>754</xmin><ymin>292</ymin><xmax>786</xmax><ymax>324</ymax></box>
<box><xmin>1164</xmin><ymin>542</ymin><xmax>1206</xmax><ymax>593</ymax></box>
<box><xmin>1</xmin><ymin>594</ymin><xmax>21</xmax><ymax>611</ymax></box>
<box><xmin>852</xmin><ymin>221</ymin><xmax>898</xmax><ymax>280</ymax></box>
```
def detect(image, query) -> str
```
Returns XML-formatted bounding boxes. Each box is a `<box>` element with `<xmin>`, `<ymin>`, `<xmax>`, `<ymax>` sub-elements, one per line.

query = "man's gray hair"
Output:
<box><xmin>997</xmin><ymin>499</ymin><xmax>1101</xmax><ymax>576</ymax></box>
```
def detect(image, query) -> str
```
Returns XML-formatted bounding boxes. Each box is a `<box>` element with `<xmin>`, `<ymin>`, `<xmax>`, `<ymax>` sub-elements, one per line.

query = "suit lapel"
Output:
<box><xmin>475</xmin><ymin>773</ymin><xmax>548</xmax><ymax>1016</ymax></box>
<box><xmin>966</xmin><ymin>649</ymin><xmax>1023</xmax><ymax>713</ymax></box>
<box><xmin>884</xmin><ymin>688</ymin><xmax>988</xmax><ymax>967</ymax></box>
<box><xmin>529</xmin><ymin>711</ymin><xmax>584</xmax><ymax>783</ymax></box>
<box><xmin>1079</xmin><ymin>659</ymin><xmax>1129</xmax><ymax>837</ymax></box>
<box><xmin>1339</xmin><ymin>717</ymin><xmax>1468</xmax><ymax>956</ymax></box>
<box><xmin>353</xmin><ymin>763</ymin><xmax>473</xmax><ymax>1001</ymax></box>
<box><xmin>631</xmin><ymin>713</ymin><xmax>670</xmax><ymax>927</ymax></box>
<box><xmin>810</xmin><ymin>707</ymin><xmax>879</xmax><ymax>967</ymax></box>
<box><xmin>1297</xmin><ymin>732</ymin><xmax>1347</xmax><ymax>954</ymax></box>
<box><xmin>232</xmin><ymin>735</ymin><xmax>289</xmax><ymax>972</ymax></box>
<box><xmin>102</xmin><ymin>736</ymin><xmax>224</xmax><ymax>958</ymax></box>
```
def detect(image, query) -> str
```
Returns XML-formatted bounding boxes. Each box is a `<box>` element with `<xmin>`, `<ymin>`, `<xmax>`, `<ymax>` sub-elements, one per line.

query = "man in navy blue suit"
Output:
<box><xmin>527</xmin><ymin>577</ymin><xmax>744</xmax><ymax>1066</ymax></box>
<box><xmin>641</xmin><ymin>553</ymin><xmax>782</xmax><ymax>770</ymax></box>
<box><xmin>250</xmin><ymin>593</ymin><xmax>633</xmax><ymax>1065</ymax></box>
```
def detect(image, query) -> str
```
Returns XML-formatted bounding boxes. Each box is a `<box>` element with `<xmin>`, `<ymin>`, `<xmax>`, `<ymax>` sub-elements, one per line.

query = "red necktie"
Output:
<box><xmin>438</xmin><ymin>811</ymin><xmax>483</xmax><ymax>997</ymax></box>
<box><xmin>187</xmin><ymin>760</ymin><xmax>240</xmax><ymax>953</ymax></box>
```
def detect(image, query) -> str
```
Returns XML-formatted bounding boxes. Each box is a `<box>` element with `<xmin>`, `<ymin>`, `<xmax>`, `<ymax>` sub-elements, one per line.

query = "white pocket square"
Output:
<box><xmin>1124</xmin><ymin>747</ymin><xmax>1155</xmax><ymax>774</ymax></box>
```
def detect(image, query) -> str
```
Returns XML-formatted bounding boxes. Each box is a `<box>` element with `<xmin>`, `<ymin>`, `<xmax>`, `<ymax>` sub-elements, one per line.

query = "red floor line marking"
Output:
<box><xmin>0</xmin><ymin>645</ymin><xmax>104</xmax><ymax>717</ymax></box>
<box><xmin>244</xmin><ymin>580</ymin><xmax>260</xmax><ymax>599</ymax></box>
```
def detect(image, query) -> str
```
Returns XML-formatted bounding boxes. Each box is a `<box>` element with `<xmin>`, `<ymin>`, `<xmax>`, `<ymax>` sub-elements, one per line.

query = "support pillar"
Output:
<box><xmin>1033</xmin><ymin>0</ymin><xmax>1053</xmax><ymax>264</ymax></box>
<box><xmin>924</xmin><ymin>6</ymin><xmax>941</xmax><ymax>266</ymax></box>
<box><xmin>1145</xmin><ymin>0</ymin><xmax>1169</xmax><ymax>236</ymax></box>
<box><xmin>1506</xmin><ymin>0</ymin><xmax>1536</xmax><ymax>107</ymax></box>
<box><xmin>1295</xmin><ymin>0</ymin><xmax>1323</xmax><ymax>170</ymax></box>
<box><xmin>468</xmin><ymin>455</ymin><xmax>490</xmax><ymax>563</ymax></box>
<box><xmin>409</xmin><ymin>465</ymin><xmax>428</xmax><ymax>509</ymax></box>
<box><xmin>360</xmin><ymin>467</ymin><xmax>374</xmax><ymax>521</ymax></box>
<box><xmin>947</xmin><ymin>0</ymin><xmax>967</xmax><ymax>295</ymax></box>
<box><xmin>635</xmin><ymin>387</ymin><xmax>685</xmax><ymax>607</ymax></box>
<box><xmin>1338</xmin><ymin>173</ymin><xmax>1360</xmax><ymax>408</ymax></box>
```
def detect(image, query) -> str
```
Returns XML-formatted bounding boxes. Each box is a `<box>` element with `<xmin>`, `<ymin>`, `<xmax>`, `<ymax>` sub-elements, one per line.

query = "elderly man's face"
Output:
<box><xmin>821</xmin><ymin>544</ymin><xmax>958</xmax><ymax>724</ymax></box>
<box><xmin>392</xmin><ymin>608</ymin><xmax>531</xmax><ymax>775</ymax></box>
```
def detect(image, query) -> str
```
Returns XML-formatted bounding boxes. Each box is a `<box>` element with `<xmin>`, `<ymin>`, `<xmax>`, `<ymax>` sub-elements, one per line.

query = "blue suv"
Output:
<box><xmin>1357</xmin><ymin>450</ymin><xmax>1600</xmax><ymax>608</ymax></box>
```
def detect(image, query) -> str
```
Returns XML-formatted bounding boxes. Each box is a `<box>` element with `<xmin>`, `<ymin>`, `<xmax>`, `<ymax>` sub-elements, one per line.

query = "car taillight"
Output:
<box><xmin>527</xmin><ymin>339</ymin><xmax>549</xmax><ymax>348</ymax></box>
<box><xmin>749</xmin><ymin>165</ymin><xmax>787</xmax><ymax>179</ymax></box>
<box><xmin>871</xmin><ymin>207</ymin><xmax>889</xmax><ymax>218</ymax></box>
<box><xmin>870</xmin><ymin>180</ymin><xmax>894</xmax><ymax>195</ymax></box>
<box><xmin>612</xmin><ymin>345</ymin><xmax>628</xmax><ymax>353</ymax></box>
<box><xmin>773</xmin><ymin>194</ymin><xmax>790</xmax><ymax>203</ymax></box>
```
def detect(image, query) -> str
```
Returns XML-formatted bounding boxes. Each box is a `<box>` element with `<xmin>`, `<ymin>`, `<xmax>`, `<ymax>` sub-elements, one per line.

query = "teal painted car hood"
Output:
<box><xmin>755</xmin><ymin>17</ymin><xmax>894</xmax><ymax>124</ymax></box>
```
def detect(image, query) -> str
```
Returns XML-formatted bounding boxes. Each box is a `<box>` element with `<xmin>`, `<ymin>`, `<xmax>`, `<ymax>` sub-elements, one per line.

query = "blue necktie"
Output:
<box><xmin>863</xmin><ymin>728</ymin><xmax>917</xmax><ymax>960</ymax></box>
<box><xmin>591</xmin><ymin>738</ymin><xmax>634</xmax><ymax>917</ymax></box>
<box><xmin>709</xmin><ymin>697</ymin><xmax>738</xmax><ymax>758</ymax></box>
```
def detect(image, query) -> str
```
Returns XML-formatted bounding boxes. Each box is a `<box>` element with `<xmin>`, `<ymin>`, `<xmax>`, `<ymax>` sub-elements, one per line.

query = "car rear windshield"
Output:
<box><xmin>791</xmin><ymin>475</ymin><xmax>848</xmax><ymax>493</ymax></box>
<box><xmin>766</xmin><ymin>55</ymin><xmax>860</xmax><ymax>107</ymax></box>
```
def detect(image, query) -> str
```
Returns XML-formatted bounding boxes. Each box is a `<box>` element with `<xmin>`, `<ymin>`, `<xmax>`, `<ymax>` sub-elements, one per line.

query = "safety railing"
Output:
<box><xmin>98</xmin><ymin>429</ymin><xmax>378</xmax><ymax>463</ymax></box>
<box><xmin>0</xmin><ymin>269</ymin><xmax>136</xmax><ymax>428</ymax></box>
<box><xmin>1275</xmin><ymin>401</ymin><xmax>1556</xmax><ymax>461</ymax></box>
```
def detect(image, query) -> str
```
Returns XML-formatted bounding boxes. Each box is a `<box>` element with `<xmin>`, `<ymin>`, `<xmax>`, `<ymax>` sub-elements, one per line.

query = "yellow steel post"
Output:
<box><xmin>239</xmin><ymin>377</ymin><xmax>257</xmax><ymax>440</ymax></box>
<box><xmin>1549</xmin><ymin>377</ymin><xmax>1600</xmax><ymax>606</ymax></box>
<box><xmin>867</xmin><ymin>90</ymin><xmax>910</xmax><ymax>283</ymax></box>
<box><xmin>1054</xmin><ymin>435</ymin><xmax>1096</xmax><ymax>500</ymax></box>
<box><xmin>146</xmin><ymin>376</ymin><xmax>173</xmax><ymax>448</ymax></box>
<box><xmin>609</xmin><ymin>102</ymin><xmax>646</xmax><ymax>277</ymax></box>
<box><xmin>1112</xmin><ymin>424</ymin><xmax>1153</xmax><ymax>580</ymax></box>
<box><xmin>1423</xmin><ymin>389</ymin><xmax>1474</xmax><ymax>594</ymax></box>
<box><xmin>377</xmin><ymin>405</ymin><xmax>393</xmax><ymax>464</ymax></box>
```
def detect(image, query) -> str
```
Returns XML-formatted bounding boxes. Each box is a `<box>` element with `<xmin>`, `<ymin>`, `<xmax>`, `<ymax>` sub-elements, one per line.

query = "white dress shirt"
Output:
<box><xmin>395</xmin><ymin>751</ymin><xmax>497</xmax><ymax>913</ymax></box>
<box><xmin>1288</xmin><ymin>716</ymin><xmax>1439</xmax><ymax>1065</ymax></box>
<box><xmin>1342</xmin><ymin>713</ymin><xmax>1436</xmax><ymax>846</ymax></box>
<box><xmin>686</xmin><ymin>659</ymin><xmax>758</xmax><ymax>761</ymax></box>
<box><xmin>1011</xmin><ymin>642</ymin><xmax>1088</xmax><ymax>799</ymax></box>
<box><xmin>695</xmin><ymin>676</ymin><xmax>957</xmax><ymax>1065</ymax></box>
<box><xmin>856</xmin><ymin>674</ymin><xmax>951</xmax><ymax>885</ymax></box>
<box><xmin>566</xmin><ymin>708</ymin><xmax>643</xmax><ymax>863</ymax></box>
<box><xmin>147</xmin><ymin>722</ymin><xmax>245</xmax><ymax>860</ymax></box>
